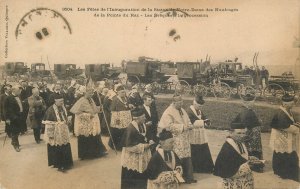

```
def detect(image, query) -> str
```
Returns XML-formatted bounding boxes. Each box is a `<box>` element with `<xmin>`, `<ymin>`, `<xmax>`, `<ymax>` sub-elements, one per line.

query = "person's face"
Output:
<box><xmin>5</xmin><ymin>87</ymin><xmax>12</xmax><ymax>94</ymax></box>
<box><xmin>118</xmin><ymin>90</ymin><xmax>126</xmax><ymax>98</ymax></box>
<box><xmin>85</xmin><ymin>89</ymin><xmax>94</xmax><ymax>98</ymax></box>
<box><xmin>13</xmin><ymin>87</ymin><xmax>21</xmax><ymax>96</ymax></box>
<box><xmin>55</xmin><ymin>99</ymin><xmax>64</xmax><ymax>107</ymax></box>
<box><xmin>232</xmin><ymin>129</ymin><xmax>246</xmax><ymax>141</ymax></box>
<box><xmin>146</xmin><ymin>85</ymin><xmax>152</xmax><ymax>91</ymax></box>
<box><xmin>283</xmin><ymin>101</ymin><xmax>294</xmax><ymax>109</ymax></box>
<box><xmin>32</xmin><ymin>89</ymin><xmax>39</xmax><ymax>97</ymax></box>
<box><xmin>55</xmin><ymin>84</ymin><xmax>62</xmax><ymax>91</ymax></box>
<box><xmin>160</xmin><ymin>138</ymin><xmax>174</xmax><ymax>150</ymax></box>
<box><xmin>21</xmin><ymin>81</ymin><xmax>27</xmax><ymax>87</ymax></box>
<box><xmin>173</xmin><ymin>97</ymin><xmax>183</xmax><ymax>110</ymax></box>
<box><xmin>144</xmin><ymin>97</ymin><xmax>152</xmax><ymax>106</ymax></box>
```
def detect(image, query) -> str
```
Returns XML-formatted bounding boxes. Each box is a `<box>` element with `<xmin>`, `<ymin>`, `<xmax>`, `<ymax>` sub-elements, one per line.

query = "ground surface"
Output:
<box><xmin>0</xmin><ymin>127</ymin><xmax>299</xmax><ymax>189</ymax></box>
<box><xmin>0</xmin><ymin>96</ymin><xmax>299</xmax><ymax>189</ymax></box>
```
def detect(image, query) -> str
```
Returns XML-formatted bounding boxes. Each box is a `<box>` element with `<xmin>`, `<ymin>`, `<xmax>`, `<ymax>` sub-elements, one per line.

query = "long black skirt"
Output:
<box><xmin>108</xmin><ymin>127</ymin><xmax>126</xmax><ymax>151</ymax></box>
<box><xmin>78</xmin><ymin>134</ymin><xmax>107</xmax><ymax>159</ymax></box>
<box><xmin>272</xmin><ymin>151</ymin><xmax>299</xmax><ymax>182</ymax></box>
<box><xmin>121</xmin><ymin>167</ymin><xmax>147</xmax><ymax>189</ymax></box>
<box><xmin>191</xmin><ymin>143</ymin><xmax>214</xmax><ymax>173</ymax></box>
<box><xmin>47</xmin><ymin>143</ymin><xmax>73</xmax><ymax>169</ymax></box>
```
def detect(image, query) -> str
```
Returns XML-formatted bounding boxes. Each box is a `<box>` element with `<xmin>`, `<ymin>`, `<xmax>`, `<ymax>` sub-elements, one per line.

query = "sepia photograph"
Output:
<box><xmin>0</xmin><ymin>0</ymin><xmax>299</xmax><ymax>188</ymax></box>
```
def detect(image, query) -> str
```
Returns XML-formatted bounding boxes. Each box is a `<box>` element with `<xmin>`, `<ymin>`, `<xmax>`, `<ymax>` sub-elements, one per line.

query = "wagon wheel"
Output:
<box><xmin>238</xmin><ymin>85</ymin><xmax>257</xmax><ymax>101</ymax></box>
<box><xmin>151</xmin><ymin>82</ymin><xmax>160</xmax><ymax>95</ymax></box>
<box><xmin>213</xmin><ymin>82</ymin><xmax>232</xmax><ymax>100</ymax></box>
<box><xmin>193</xmin><ymin>84</ymin><xmax>208</xmax><ymax>97</ymax></box>
<box><xmin>175</xmin><ymin>80</ymin><xmax>192</xmax><ymax>95</ymax></box>
<box><xmin>263</xmin><ymin>83</ymin><xmax>285</xmax><ymax>104</ymax></box>
<box><xmin>285</xmin><ymin>85</ymin><xmax>296</xmax><ymax>96</ymax></box>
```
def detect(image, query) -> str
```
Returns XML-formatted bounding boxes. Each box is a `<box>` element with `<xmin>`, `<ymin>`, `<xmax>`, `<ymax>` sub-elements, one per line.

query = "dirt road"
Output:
<box><xmin>0</xmin><ymin>126</ymin><xmax>299</xmax><ymax>189</ymax></box>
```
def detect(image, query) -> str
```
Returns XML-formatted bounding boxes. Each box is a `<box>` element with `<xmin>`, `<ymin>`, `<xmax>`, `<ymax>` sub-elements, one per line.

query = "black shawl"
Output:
<box><xmin>213</xmin><ymin>141</ymin><xmax>248</xmax><ymax>178</ymax></box>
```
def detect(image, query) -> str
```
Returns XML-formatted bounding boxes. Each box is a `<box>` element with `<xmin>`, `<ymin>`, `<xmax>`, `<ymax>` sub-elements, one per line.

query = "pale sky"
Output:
<box><xmin>0</xmin><ymin>0</ymin><xmax>299</xmax><ymax>69</ymax></box>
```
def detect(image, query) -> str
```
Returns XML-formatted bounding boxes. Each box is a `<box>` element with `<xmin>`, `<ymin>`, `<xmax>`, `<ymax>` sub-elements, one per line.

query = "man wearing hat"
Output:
<box><xmin>70</xmin><ymin>82</ymin><xmax>107</xmax><ymax>160</ymax></box>
<box><xmin>0</xmin><ymin>84</ymin><xmax>12</xmax><ymax>137</ymax></box>
<box><xmin>214</xmin><ymin>118</ymin><xmax>255</xmax><ymax>189</ymax></box>
<box><xmin>48</xmin><ymin>82</ymin><xmax>66</xmax><ymax>107</ymax></box>
<box><xmin>19</xmin><ymin>79</ymin><xmax>32</xmax><ymax>101</ymax></box>
<box><xmin>158</xmin><ymin>94</ymin><xmax>196</xmax><ymax>184</ymax></box>
<box><xmin>92</xmin><ymin>84</ymin><xmax>108</xmax><ymax>135</ymax></box>
<box><xmin>128</xmin><ymin>85</ymin><xmax>143</xmax><ymax>111</ymax></box>
<box><xmin>231</xmin><ymin>93</ymin><xmax>264</xmax><ymax>172</ymax></box>
<box><xmin>186</xmin><ymin>95</ymin><xmax>214</xmax><ymax>173</ymax></box>
<box><xmin>109</xmin><ymin>85</ymin><xmax>132</xmax><ymax>151</ymax></box>
<box><xmin>120</xmin><ymin>108</ymin><xmax>152</xmax><ymax>189</ymax></box>
<box><xmin>19</xmin><ymin>80</ymin><xmax>32</xmax><ymax>134</ymax></box>
<box><xmin>43</xmin><ymin>93</ymin><xmax>73</xmax><ymax>172</ymax></box>
<box><xmin>4</xmin><ymin>85</ymin><xmax>25</xmax><ymax>152</ymax></box>
<box><xmin>145</xmin><ymin>130</ymin><xmax>184</xmax><ymax>189</ymax></box>
<box><xmin>26</xmin><ymin>87</ymin><xmax>47</xmax><ymax>144</ymax></box>
<box><xmin>269</xmin><ymin>94</ymin><xmax>299</xmax><ymax>181</ymax></box>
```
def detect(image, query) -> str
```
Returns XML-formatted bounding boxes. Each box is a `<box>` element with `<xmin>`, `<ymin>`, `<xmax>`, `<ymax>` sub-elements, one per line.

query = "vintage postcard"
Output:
<box><xmin>0</xmin><ymin>0</ymin><xmax>299</xmax><ymax>189</ymax></box>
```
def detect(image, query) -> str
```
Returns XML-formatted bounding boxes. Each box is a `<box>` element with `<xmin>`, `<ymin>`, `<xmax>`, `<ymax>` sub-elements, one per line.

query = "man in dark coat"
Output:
<box><xmin>19</xmin><ymin>80</ymin><xmax>32</xmax><ymax>101</ymax></box>
<box><xmin>145</xmin><ymin>130</ymin><xmax>184</xmax><ymax>189</ymax></box>
<box><xmin>141</xmin><ymin>94</ymin><xmax>159</xmax><ymax>143</ymax></box>
<box><xmin>128</xmin><ymin>85</ymin><xmax>144</xmax><ymax>111</ymax></box>
<box><xmin>48</xmin><ymin>82</ymin><xmax>66</xmax><ymax>107</ymax></box>
<box><xmin>92</xmin><ymin>85</ymin><xmax>108</xmax><ymax>135</ymax></box>
<box><xmin>120</xmin><ymin>108</ymin><xmax>152</xmax><ymax>189</ymax></box>
<box><xmin>4</xmin><ymin>85</ymin><xmax>25</xmax><ymax>152</ymax></box>
<box><xmin>0</xmin><ymin>84</ymin><xmax>12</xmax><ymax>137</ymax></box>
<box><xmin>26</xmin><ymin>88</ymin><xmax>47</xmax><ymax>143</ymax></box>
<box><xmin>19</xmin><ymin>80</ymin><xmax>32</xmax><ymax>134</ymax></box>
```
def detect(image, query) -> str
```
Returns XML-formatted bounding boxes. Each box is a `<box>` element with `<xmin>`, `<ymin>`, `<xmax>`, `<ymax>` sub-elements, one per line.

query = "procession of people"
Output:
<box><xmin>0</xmin><ymin>77</ymin><xmax>299</xmax><ymax>188</ymax></box>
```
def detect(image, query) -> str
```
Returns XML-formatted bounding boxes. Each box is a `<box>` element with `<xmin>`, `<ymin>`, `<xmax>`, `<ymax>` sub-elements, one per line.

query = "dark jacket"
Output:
<box><xmin>4</xmin><ymin>95</ymin><xmax>26</xmax><ymax>134</ymax></box>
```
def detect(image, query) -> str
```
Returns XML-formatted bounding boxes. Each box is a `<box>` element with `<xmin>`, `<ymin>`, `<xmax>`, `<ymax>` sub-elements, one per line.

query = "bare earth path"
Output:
<box><xmin>0</xmin><ymin>125</ymin><xmax>299</xmax><ymax>189</ymax></box>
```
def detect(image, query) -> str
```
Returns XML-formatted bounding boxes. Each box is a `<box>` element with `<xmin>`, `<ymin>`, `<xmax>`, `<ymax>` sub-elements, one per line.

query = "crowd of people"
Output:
<box><xmin>0</xmin><ymin>78</ymin><xmax>299</xmax><ymax>189</ymax></box>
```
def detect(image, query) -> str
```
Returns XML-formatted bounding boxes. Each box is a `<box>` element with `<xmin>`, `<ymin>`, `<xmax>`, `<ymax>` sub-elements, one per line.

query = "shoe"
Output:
<box><xmin>14</xmin><ymin>146</ymin><xmax>21</xmax><ymax>152</ymax></box>
<box><xmin>57</xmin><ymin>167</ymin><xmax>67</xmax><ymax>173</ymax></box>
<box><xmin>185</xmin><ymin>179</ymin><xmax>197</xmax><ymax>184</ymax></box>
<box><xmin>100</xmin><ymin>151</ymin><xmax>108</xmax><ymax>156</ymax></box>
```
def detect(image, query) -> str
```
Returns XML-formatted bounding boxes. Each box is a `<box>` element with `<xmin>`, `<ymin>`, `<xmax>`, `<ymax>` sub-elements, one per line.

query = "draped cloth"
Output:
<box><xmin>269</xmin><ymin>106</ymin><xmax>299</xmax><ymax>154</ymax></box>
<box><xmin>70</xmin><ymin>97</ymin><xmax>101</xmax><ymax>137</ymax></box>
<box><xmin>121</xmin><ymin>121</ymin><xmax>151</xmax><ymax>189</ymax></box>
<box><xmin>145</xmin><ymin>148</ymin><xmax>183</xmax><ymax>189</ymax></box>
<box><xmin>43</xmin><ymin>104</ymin><xmax>73</xmax><ymax>169</ymax></box>
<box><xmin>43</xmin><ymin>105</ymin><xmax>70</xmax><ymax>146</ymax></box>
<box><xmin>158</xmin><ymin>104</ymin><xmax>191</xmax><ymax>159</ymax></box>
<box><xmin>214</xmin><ymin>138</ymin><xmax>253</xmax><ymax>189</ymax></box>
<box><xmin>269</xmin><ymin>106</ymin><xmax>299</xmax><ymax>181</ymax></box>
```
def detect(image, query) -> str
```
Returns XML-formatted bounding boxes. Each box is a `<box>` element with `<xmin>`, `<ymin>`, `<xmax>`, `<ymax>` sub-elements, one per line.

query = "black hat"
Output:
<box><xmin>281</xmin><ymin>94</ymin><xmax>294</xmax><ymax>102</ymax></box>
<box><xmin>53</xmin><ymin>93</ymin><xmax>64</xmax><ymax>100</ymax></box>
<box><xmin>195</xmin><ymin>95</ymin><xmax>205</xmax><ymax>105</ymax></box>
<box><xmin>131</xmin><ymin>108</ymin><xmax>145</xmax><ymax>118</ymax></box>
<box><xmin>115</xmin><ymin>85</ymin><xmax>125</xmax><ymax>92</ymax></box>
<box><xmin>159</xmin><ymin>129</ymin><xmax>173</xmax><ymax>141</ymax></box>
<box><xmin>244</xmin><ymin>93</ymin><xmax>255</xmax><ymax>101</ymax></box>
